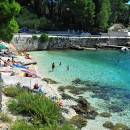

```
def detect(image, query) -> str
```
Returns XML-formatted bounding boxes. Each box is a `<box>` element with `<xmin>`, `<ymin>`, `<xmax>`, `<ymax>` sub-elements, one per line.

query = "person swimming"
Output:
<box><xmin>67</xmin><ymin>65</ymin><xmax>69</xmax><ymax>71</ymax></box>
<box><xmin>52</xmin><ymin>62</ymin><xmax>55</xmax><ymax>71</ymax></box>
<box><xmin>59</xmin><ymin>62</ymin><xmax>62</xmax><ymax>66</ymax></box>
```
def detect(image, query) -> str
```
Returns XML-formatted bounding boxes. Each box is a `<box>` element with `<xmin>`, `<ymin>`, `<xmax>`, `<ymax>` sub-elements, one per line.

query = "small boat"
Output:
<box><xmin>121</xmin><ymin>47</ymin><xmax>129</xmax><ymax>52</ymax></box>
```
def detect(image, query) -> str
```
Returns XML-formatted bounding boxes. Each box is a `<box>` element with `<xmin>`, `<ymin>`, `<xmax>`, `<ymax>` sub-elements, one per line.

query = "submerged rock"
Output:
<box><xmin>103</xmin><ymin>121</ymin><xmax>114</xmax><ymax>129</ymax></box>
<box><xmin>67</xmin><ymin>85</ymin><xmax>88</xmax><ymax>95</ymax></box>
<box><xmin>61</xmin><ymin>93</ymin><xmax>75</xmax><ymax>100</ymax></box>
<box><xmin>70</xmin><ymin>115</ymin><xmax>87</xmax><ymax>129</ymax></box>
<box><xmin>59</xmin><ymin>85</ymin><xmax>88</xmax><ymax>95</ymax></box>
<box><xmin>42</xmin><ymin>78</ymin><xmax>58</xmax><ymax>84</ymax></box>
<box><xmin>109</xmin><ymin>105</ymin><xmax>124</xmax><ymax>113</ymax></box>
<box><xmin>58</xmin><ymin>86</ymin><xmax>65</xmax><ymax>92</ymax></box>
<box><xmin>72</xmin><ymin>78</ymin><xmax>83</xmax><ymax>84</ymax></box>
<box><xmin>72</xmin><ymin>78</ymin><xmax>99</xmax><ymax>87</ymax></box>
<box><xmin>72</xmin><ymin>98</ymin><xmax>98</xmax><ymax>119</ymax></box>
<box><xmin>100</xmin><ymin>112</ymin><xmax>112</xmax><ymax>118</ymax></box>
<box><xmin>112</xmin><ymin>123</ymin><xmax>130</xmax><ymax>130</ymax></box>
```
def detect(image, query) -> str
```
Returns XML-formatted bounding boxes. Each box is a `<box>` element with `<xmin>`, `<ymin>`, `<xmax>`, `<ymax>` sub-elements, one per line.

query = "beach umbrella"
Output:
<box><xmin>0</xmin><ymin>44</ymin><xmax>7</xmax><ymax>51</ymax></box>
<box><xmin>0</xmin><ymin>42</ymin><xmax>9</xmax><ymax>48</ymax></box>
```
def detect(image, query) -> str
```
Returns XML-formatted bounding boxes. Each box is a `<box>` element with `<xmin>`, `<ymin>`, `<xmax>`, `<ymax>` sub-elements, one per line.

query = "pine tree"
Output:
<box><xmin>110</xmin><ymin>0</ymin><xmax>129</xmax><ymax>25</ymax></box>
<box><xmin>98</xmin><ymin>0</ymin><xmax>111</xmax><ymax>31</ymax></box>
<box><xmin>0</xmin><ymin>0</ymin><xmax>20</xmax><ymax>41</ymax></box>
<box><xmin>84</xmin><ymin>0</ymin><xmax>95</xmax><ymax>30</ymax></box>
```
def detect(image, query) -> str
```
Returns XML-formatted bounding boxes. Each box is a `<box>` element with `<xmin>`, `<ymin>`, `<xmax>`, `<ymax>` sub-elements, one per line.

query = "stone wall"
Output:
<box><xmin>12</xmin><ymin>35</ymin><xmax>130</xmax><ymax>51</ymax></box>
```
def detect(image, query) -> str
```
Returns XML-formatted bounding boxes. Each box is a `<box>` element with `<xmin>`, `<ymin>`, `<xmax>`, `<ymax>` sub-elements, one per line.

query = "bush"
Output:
<box><xmin>11</xmin><ymin>120</ymin><xmax>37</xmax><ymax>130</ymax></box>
<box><xmin>42</xmin><ymin>123</ymin><xmax>76</xmax><ymax>130</ymax></box>
<box><xmin>8</xmin><ymin>91</ymin><xmax>61</xmax><ymax>125</ymax></box>
<box><xmin>39</xmin><ymin>34</ymin><xmax>49</xmax><ymax>43</ymax></box>
<box><xmin>32</xmin><ymin>35</ymin><xmax>38</xmax><ymax>40</ymax></box>
<box><xmin>11</xmin><ymin>120</ymin><xmax>76</xmax><ymax>130</ymax></box>
<box><xmin>3</xmin><ymin>86</ymin><xmax>24</xmax><ymax>97</ymax></box>
<box><xmin>0</xmin><ymin>112</ymin><xmax>12</xmax><ymax>123</ymax></box>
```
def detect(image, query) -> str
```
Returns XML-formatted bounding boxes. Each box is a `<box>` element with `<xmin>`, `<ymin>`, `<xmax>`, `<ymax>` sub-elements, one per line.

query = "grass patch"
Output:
<box><xmin>11</xmin><ymin>120</ymin><xmax>75</xmax><ymax>130</ymax></box>
<box><xmin>42</xmin><ymin>123</ymin><xmax>76</xmax><ymax>130</ymax></box>
<box><xmin>11</xmin><ymin>120</ymin><xmax>37</xmax><ymax>130</ymax></box>
<box><xmin>8</xmin><ymin>91</ymin><xmax>61</xmax><ymax>125</ymax></box>
<box><xmin>0</xmin><ymin>112</ymin><xmax>12</xmax><ymax>123</ymax></box>
<box><xmin>4</xmin><ymin>85</ymin><xmax>76</xmax><ymax>129</ymax></box>
<box><xmin>3</xmin><ymin>86</ymin><xmax>24</xmax><ymax>98</ymax></box>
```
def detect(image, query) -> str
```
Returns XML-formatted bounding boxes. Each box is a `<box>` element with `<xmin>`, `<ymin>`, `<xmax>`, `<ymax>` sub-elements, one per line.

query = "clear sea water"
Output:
<box><xmin>30</xmin><ymin>50</ymin><xmax>130</xmax><ymax>128</ymax></box>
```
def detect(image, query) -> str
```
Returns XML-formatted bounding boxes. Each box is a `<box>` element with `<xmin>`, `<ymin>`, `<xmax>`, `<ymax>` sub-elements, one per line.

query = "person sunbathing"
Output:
<box><xmin>25</xmin><ymin>54</ymin><xmax>32</xmax><ymax>59</ymax></box>
<box><xmin>33</xmin><ymin>83</ymin><xmax>39</xmax><ymax>89</ymax></box>
<box><xmin>7</xmin><ymin>59</ymin><xmax>11</xmax><ymax>66</ymax></box>
<box><xmin>3</xmin><ymin>61</ymin><xmax>8</xmax><ymax>67</ymax></box>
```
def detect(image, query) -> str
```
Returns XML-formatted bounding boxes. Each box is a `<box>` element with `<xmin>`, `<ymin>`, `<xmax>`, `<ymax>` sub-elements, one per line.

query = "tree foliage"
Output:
<box><xmin>0</xmin><ymin>0</ymin><xmax>129</xmax><ymax>38</ymax></box>
<box><xmin>98</xmin><ymin>0</ymin><xmax>111</xmax><ymax>31</ymax></box>
<box><xmin>15</xmin><ymin>0</ymin><xmax>129</xmax><ymax>32</ymax></box>
<box><xmin>0</xmin><ymin>0</ymin><xmax>20</xmax><ymax>41</ymax></box>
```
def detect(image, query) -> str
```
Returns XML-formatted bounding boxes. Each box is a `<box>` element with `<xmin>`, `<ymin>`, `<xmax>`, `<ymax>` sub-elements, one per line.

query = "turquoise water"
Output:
<box><xmin>30</xmin><ymin>50</ymin><xmax>130</xmax><ymax>127</ymax></box>
<box><xmin>30</xmin><ymin>50</ymin><xmax>130</xmax><ymax>89</ymax></box>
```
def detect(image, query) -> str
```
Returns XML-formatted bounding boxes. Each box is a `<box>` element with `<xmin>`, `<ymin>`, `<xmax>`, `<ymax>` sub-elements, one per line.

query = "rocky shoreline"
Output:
<box><xmin>0</xmin><ymin>51</ymin><xmax>130</xmax><ymax>130</ymax></box>
<box><xmin>57</xmin><ymin>78</ymin><xmax>130</xmax><ymax>130</ymax></box>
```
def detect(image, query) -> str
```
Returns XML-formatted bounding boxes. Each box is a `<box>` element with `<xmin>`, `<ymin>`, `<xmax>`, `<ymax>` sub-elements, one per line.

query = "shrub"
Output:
<box><xmin>39</xmin><ymin>34</ymin><xmax>49</xmax><ymax>43</ymax></box>
<box><xmin>8</xmin><ymin>91</ymin><xmax>61</xmax><ymax>125</ymax></box>
<box><xmin>3</xmin><ymin>86</ymin><xmax>24</xmax><ymax>97</ymax></box>
<box><xmin>11</xmin><ymin>120</ymin><xmax>76</xmax><ymax>130</ymax></box>
<box><xmin>32</xmin><ymin>35</ymin><xmax>38</xmax><ymax>40</ymax></box>
<box><xmin>11</xmin><ymin>120</ymin><xmax>37</xmax><ymax>130</ymax></box>
<box><xmin>0</xmin><ymin>112</ymin><xmax>12</xmax><ymax>123</ymax></box>
<box><xmin>42</xmin><ymin>123</ymin><xmax>76</xmax><ymax>130</ymax></box>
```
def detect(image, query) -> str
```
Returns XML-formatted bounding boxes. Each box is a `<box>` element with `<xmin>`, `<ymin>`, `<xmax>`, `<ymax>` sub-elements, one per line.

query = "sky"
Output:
<box><xmin>128</xmin><ymin>1</ymin><xmax>130</xmax><ymax>4</ymax></box>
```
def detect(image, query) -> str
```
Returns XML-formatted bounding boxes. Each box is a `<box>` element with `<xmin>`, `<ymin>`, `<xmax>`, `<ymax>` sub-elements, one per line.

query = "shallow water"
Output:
<box><xmin>30</xmin><ymin>50</ymin><xmax>130</xmax><ymax>89</ymax></box>
<box><xmin>30</xmin><ymin>50</ymin><xmax>130</xmax><ymax>128</ymax></box>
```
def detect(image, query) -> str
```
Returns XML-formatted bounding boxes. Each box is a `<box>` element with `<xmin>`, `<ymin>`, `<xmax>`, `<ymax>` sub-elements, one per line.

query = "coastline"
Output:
<box><xmin>30</xmin><ymin>50</ymin><xmax>130</xmax><ymax>130</ymax></box>
<box><xmin>34</xmin><ymin>62</ymin><xmax>109</xmax><ymax>130</ymax></box>
<box><xmin>29</xmin><ymin>52</ymin><xmax>104</xmax><ymax>129</ymax></box>
<box><xmin>1</xmin><ymin>47</ymin><xmax>130</xmax><ymax>130</ymax></box>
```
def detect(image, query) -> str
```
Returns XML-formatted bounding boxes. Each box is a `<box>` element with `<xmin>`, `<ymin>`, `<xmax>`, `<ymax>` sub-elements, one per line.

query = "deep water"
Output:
<box><xmin>30</xmin><ymin>50</ymin><xmax>130</xmax><ymax>127</ymax></box>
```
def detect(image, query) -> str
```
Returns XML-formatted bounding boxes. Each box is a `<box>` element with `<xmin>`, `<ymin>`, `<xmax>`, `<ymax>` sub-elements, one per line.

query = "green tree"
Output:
<box><xmin>0</xmin><ymin>0</ymin><xmax>20</xmax><ymax>41</ymax></box>
<box><xmin>84</xmin><ymin>0</ymin><xmax>95</xmax><ymax>30</ymax></box>
<box><xmin>61</xmin><ymin>0</ymin><xmax>95</xmax><ymax>30</ymax></box>
<box><xmin>110</xmin><ymin>0</ymin><xmax>129</xmax><ymax>26</ymax></box>
<box><xmin>98</xmin><ymin>0</ymin><xmax>111</xmax><ymax>31</ymax></box>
